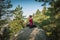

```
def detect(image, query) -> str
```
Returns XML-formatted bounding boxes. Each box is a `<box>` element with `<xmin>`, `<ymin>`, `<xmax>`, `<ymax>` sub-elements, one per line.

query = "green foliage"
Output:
<box><xmin>0</xmin><ymin>0</ymin><xmax>12</xmax><ymax>19</ymax></box>
<box><xmin>13</xmin><ymin>5</ymin><xmax>23</xmax><ymax>20</ymax></box>
<box><xmin>36</xmin><ymin>9</ymin><xmax>41</xmax><ymax>15</ymax></box>
<box><xmin>9</xmin><ymin>20</ymin><xmax>23</xmax><ymax>34</ymax></box>
<box><xmin>33</xmin><ymin>7</ymin><xmax>50</xmax><ymax>23</ymax></box>
<box><xmin>3</xmin><ymin>27</ymin><xmax>11</xmax><ymax>40</ymax></box>
<box><xmin>0</xmin><ymin>20</ymin><xmax>8</xmax><ymax>26</ymax></box>
<box><xmin>9</xmin><ymin>5</ymin><xmax>24</xmax><ymax>34</ymax></box>
<box><xmin>34</xmin><ymin>0</ymin><xmax>60</xmax><ymax>40</ymax></box>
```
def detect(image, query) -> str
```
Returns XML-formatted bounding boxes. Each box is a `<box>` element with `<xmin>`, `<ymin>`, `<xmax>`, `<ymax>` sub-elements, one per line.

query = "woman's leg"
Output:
<box><xmin>32</xmin><ymin>25</ymin><xmax>36</xmax><ymax>28</ymax></box>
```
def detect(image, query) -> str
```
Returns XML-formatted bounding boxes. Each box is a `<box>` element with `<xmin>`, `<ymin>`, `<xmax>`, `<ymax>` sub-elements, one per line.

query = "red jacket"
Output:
<box><xmin>29</xmin><ymin>18</ymin><xmax>33</xmax><ymax>26</ymax></box>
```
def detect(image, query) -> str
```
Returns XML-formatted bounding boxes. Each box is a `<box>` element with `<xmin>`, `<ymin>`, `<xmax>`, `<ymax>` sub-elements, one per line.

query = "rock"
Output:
<box><xmin>13</xmin><ymin>27</ymin><xmax>47</xmax><ymax>40</ymax></box>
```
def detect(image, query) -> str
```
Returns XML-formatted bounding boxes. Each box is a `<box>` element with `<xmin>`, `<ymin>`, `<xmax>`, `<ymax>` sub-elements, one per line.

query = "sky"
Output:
<box><xmin>11</xmin><ymin>0</ymin><xmax>50</xmax><ymax>17</ymax></box>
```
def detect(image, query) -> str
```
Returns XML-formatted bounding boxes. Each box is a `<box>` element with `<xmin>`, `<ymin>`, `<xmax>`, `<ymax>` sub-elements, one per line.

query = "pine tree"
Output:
<box><xmin>13</xmin><ymin>5</ymin><xmax>23</xmax><ymax>20</ymax></box>
<box><xmin>36</xmin><ymin>9</ymin><xmax>41</xmax><ymax>15</ymax></box>
<box><xmin>35</xmin><ymin>0</ymin><xmax>60</xmax><ymax>40</ymax></box>
<box><xmin>42</xmin><ymin>6</ymin><xmax>46</xmax><ymax>14</ymax></box>
<box><xmin>0</xmin><ymin>0</ymin><xmax>12</xmax><ymax>19</ymax></box>
<box><xmin>9</xmin><ymin>5</ymin><xmax>24</xmax><ymax>34</ymax></box>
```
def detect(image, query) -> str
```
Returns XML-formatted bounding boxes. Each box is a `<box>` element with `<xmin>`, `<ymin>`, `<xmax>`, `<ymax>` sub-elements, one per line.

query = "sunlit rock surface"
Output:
<box><xmin>13</xmin><ymin>27</ymin><xmax>47</xmax><ymax>40</ymax></box>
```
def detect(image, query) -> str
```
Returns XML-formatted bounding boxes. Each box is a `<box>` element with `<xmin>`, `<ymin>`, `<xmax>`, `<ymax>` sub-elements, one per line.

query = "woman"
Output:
<box><xmin>29</xmin><ymin>15</ymin><xmax>33</xmax><ymax>28</ymax></box>
<box><xmin>27</xmin><ymin>15</ymin><xmax>36</xmax><ymax>28</ymax></box>
<box><xmin>26</xmin><ymin>15</ymin><xmax>33</xmax><ymax>28</ymax></box>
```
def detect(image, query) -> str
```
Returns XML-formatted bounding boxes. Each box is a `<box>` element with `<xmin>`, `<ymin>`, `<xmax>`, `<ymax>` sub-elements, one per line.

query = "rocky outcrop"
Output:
<box><xmin>0</xmin><ymin>24</ymin><xmax>10</xmax><ymax>40</ymax></box>
<box><xmin>13</xmin><ymin>27</ymin><xmax>47</xmax><ymax>40</ymax></box>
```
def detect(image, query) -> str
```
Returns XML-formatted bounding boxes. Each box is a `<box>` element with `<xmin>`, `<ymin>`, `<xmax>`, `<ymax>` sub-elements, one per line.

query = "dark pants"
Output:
<box><xmin>26</xmin><ymin>24</ymin><xmax>36</xmax><ymax>28</ymax></box>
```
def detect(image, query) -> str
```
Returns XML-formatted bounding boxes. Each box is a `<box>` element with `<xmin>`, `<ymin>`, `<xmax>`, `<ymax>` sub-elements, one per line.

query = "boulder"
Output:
<box><xmin>13</xmin><ymin>27</ymin><xmax>47</xmax><ymax>40</ymax></box>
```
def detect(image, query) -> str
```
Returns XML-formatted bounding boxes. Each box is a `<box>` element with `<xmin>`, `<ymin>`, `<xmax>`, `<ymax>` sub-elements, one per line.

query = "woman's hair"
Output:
<box><xmin>29</xmin><ymin>15</ymin><xmax>32</xmax><ymax>18</ymax></box>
